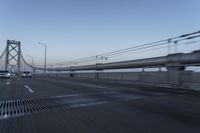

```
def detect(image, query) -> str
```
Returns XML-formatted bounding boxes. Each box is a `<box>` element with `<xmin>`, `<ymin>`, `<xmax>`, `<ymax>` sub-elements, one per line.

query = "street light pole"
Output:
<box><xmin>27</xmin><ymin>55</ymin><xmax>34</xmax><ymax>73</ymax></box>
<box><xmin>27</xmin><ymin>55</ymin><xmax>34</xmax><ymax>66</ymax></box>
<box><xmin>38</xmin><ymin>42</ymin><xmax>47</xmax><ymax>74</ymax></box>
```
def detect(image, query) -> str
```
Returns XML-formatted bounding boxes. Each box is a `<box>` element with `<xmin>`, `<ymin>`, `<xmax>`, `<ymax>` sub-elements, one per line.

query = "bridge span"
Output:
<box><xmin>0</xmin><ymin>31</ymin><xmax>200</xmax><ymax>133</ymax></box>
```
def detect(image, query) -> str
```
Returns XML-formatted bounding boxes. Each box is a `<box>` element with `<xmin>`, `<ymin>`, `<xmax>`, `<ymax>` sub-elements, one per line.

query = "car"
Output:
<box><xmin>21</xmin><ymin>71</ymin><xmax>32</xmax><ymax>78</ymax></box>
<box><xmin>0</xmin><ymin>70</ymin><xmax>11</xmax><ymax>79</ymax></box>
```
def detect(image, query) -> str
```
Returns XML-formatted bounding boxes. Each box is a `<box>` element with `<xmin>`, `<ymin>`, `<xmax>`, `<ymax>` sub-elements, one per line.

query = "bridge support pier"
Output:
<box><xmin>5</xmin><ymin>40</ymin><xmax>21</xmax><ymax>74</ymax></box>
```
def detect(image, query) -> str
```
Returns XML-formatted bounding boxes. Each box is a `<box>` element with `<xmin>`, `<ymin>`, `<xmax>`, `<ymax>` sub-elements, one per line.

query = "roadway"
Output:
<box><xmin>0</xmin><ymin>77</ymin><xmax>200</xmax><ymax>133</ymax></box>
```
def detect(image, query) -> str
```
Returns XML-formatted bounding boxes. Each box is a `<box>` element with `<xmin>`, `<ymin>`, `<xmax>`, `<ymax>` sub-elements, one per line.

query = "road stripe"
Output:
<box><xmin>24</xmin><ymin>85</ymin><xmax>34</xmax><ymax>93</ymax></box>
<box><xmin>6</xmin><ymin>81</ymin><xmax>10</xmax><ymax>85</ymax></box>
<box><xmin>66</xmin><ymin>101</ymin><xmax>108</xmax><ymax>109</ymax></box>
<box><xmin>52</xmin><ymin>91</ymin><xmax>117</xmax><ymax>98</ymax></box>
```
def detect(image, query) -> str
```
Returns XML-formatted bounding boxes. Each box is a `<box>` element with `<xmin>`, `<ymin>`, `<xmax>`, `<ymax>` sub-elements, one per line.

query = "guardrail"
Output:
<box><xmin>33</xmin><ymin>50</ymin><xmax>200</xmax><ymax>72</ymax></box>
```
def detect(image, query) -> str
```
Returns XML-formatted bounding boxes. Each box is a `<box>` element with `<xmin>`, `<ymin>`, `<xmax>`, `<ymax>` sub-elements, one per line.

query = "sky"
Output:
<box><xmin>0</xmin><ymin>0</ymin><xmax>200</xmax><ymax>65</ymax></box>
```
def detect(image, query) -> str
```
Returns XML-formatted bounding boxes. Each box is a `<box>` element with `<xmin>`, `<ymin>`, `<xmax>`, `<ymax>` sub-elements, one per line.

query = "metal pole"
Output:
<box><xmin>27</xmin><ymin>55</ymin><xmax>34</xmax><ymax>66</ymax></box>
<box><xmin>17</xmin><ymin>42</ymin><xmax>21</xmax><ymax>75</ymax></box>
<box><xmin>174</xmin><ymin>41</ymin><xmax>178</xmax><ymax>53</ymax></box>
<box><xmin>96</xmin><ymin>56</ymin><xmax>98</xmax><ymax>64</ymax></box>
<box><xmin>27</xmin><ymin>55</ymin><xmax>34</xmax><ymax>73</ymax></box>
<box><xmin>5</xmin><ymin>41</ymin><xmax>9</xmax><ymax>70</ymax></box>
<box><xmin>167</xmin><ymin>39</ymin><xmax>171</xmax><ymax>54</ymax></box>
<box><xmin>45</xmin><ymin>45</ymin><xmax>47</xmax><ymax>73</ymax></box>
<box><xmin>38</xmin><ymin>42</ymin><xmax>47</xmax><ymax>74</ymax></box>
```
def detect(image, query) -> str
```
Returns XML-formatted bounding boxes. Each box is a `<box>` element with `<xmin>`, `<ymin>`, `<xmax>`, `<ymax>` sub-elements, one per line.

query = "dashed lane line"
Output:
<box><xmin>24</xmin><ymin>85</ymin><xmax>34</xmax><ymax>93</ymax></box>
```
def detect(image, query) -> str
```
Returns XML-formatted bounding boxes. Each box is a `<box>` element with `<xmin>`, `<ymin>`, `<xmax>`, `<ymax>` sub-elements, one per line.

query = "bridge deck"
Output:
<box><xmin>0</xmin><ymin>77</ymin><xmax>200</xmax><ymax>133</ymax></box>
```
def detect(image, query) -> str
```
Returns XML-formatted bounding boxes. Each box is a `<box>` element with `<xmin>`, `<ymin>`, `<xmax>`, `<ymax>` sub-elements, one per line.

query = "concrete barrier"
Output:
<box><xmin>36</xmin><ymin>71</ymin><xmax>200</xmax><ymax>91</ymax></box>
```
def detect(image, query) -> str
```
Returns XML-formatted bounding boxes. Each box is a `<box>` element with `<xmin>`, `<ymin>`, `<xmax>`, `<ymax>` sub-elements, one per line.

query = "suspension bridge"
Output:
<box><xmin>1</xmin><ymin>30</ymin><xmax>200</xmax><ymax>74</ymax></box>
<box><xmin>0</xmin><ymin>31</ymin><xmax>200</xmax><ymax>133</ymax></box>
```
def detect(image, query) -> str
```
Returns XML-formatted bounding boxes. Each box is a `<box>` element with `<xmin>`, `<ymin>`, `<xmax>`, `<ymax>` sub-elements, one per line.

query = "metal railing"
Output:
<box><xmin>30</xmin><ymin>50</ymin><xmax>200</xmax><ymax>72</ymax></box>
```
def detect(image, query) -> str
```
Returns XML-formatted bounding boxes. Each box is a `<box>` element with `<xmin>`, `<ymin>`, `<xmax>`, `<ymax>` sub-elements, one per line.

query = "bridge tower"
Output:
<box><xmin>5</xmin><ymin>40</ymin><xmax>21</xmax><ymax>74</ymax></box>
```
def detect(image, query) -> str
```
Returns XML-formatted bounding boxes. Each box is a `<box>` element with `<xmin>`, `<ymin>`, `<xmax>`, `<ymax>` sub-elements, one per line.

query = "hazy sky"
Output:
<box><xmin>0</xmin><ymin>0</ymin><xmax>200</xmax><ymax>65</ymax></box>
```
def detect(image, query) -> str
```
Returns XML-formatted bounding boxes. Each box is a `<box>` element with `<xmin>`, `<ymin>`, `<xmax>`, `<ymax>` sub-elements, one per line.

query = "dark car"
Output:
<box><xmin>21</xmin><ymin>71</ymin><xmax>32</xmax><ymax>78</ymax></box>
<box><xmin>0</xmin><ymin>70</ymin><xmax>11</xmax><ymax>79</ymax></box>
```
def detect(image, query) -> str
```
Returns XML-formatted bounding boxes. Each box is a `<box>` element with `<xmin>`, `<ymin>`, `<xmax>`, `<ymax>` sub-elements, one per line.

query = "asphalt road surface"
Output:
<box><xmin>0</xmin><ymin>77</ymin><xmax>200</xmax><ymax>133</ymax></box>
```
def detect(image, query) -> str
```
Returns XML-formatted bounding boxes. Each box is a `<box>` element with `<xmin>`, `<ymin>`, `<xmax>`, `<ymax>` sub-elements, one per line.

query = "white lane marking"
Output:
<box><xmin>24</xmin><ymin>85</ymin><xmax>34</xmax><ymax>93</ymax></box>
<box><xmin>6</xmin><ymin>81</ymin><xmax>10</xmax><ymax>85</ymax></box>
<box><xmin>66</xmin><ymin>101</ymin><xmax>108</xmax><ymax>109</ymax></box>
<box><xmin>65</xmin><ymin>95</ymin><xmax>148</xmax><ymax>109</ymax></box>
<box><xmin>52</xmin><ymin>91</ymin><xmax>117</xmax><ymax>98</ymax></box>
<box><xmin>39</xmin><ymin>78</ymin><xmax>117</xmax><ymax>90</ymax></box>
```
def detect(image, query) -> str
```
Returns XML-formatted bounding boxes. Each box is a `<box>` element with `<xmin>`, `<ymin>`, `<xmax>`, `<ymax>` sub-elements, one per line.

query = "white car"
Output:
<box><xmin>0</xmin><ymin>70</ymin><xmax>11</xmax><ymax>79</ymax></box>
<box><xmin>21</xmin><ymin>71</ymin><xmax>32</xmax><ymax>78</ymax></box>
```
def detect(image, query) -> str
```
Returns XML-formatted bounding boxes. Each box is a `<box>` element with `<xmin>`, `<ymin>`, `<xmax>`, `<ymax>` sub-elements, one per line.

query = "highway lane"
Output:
<box><xmin>0</xmin><ymin>77</ymin><xmax>167</xmax><ymax>100</ymax></box>
<box><xmin>0</xmin><ymin>77</ymin><xmax>200</xmax><ymax>133</ymax></box>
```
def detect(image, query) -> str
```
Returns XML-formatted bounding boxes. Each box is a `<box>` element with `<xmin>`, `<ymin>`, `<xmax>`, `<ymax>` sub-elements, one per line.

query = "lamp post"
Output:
<box><xmin>27</xmin><ymin>55</ymin><xmax>34</xmax><ymax>73</ymax></box>
<box><xmin>27</xmin><ymin>55</ymin><xmax>34</xmax><ymax>66</ymax></box>
<box><xmin>38</xmin><ymin>42</ymin><xmax>47</xmax><ymax>74</ymax></box>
